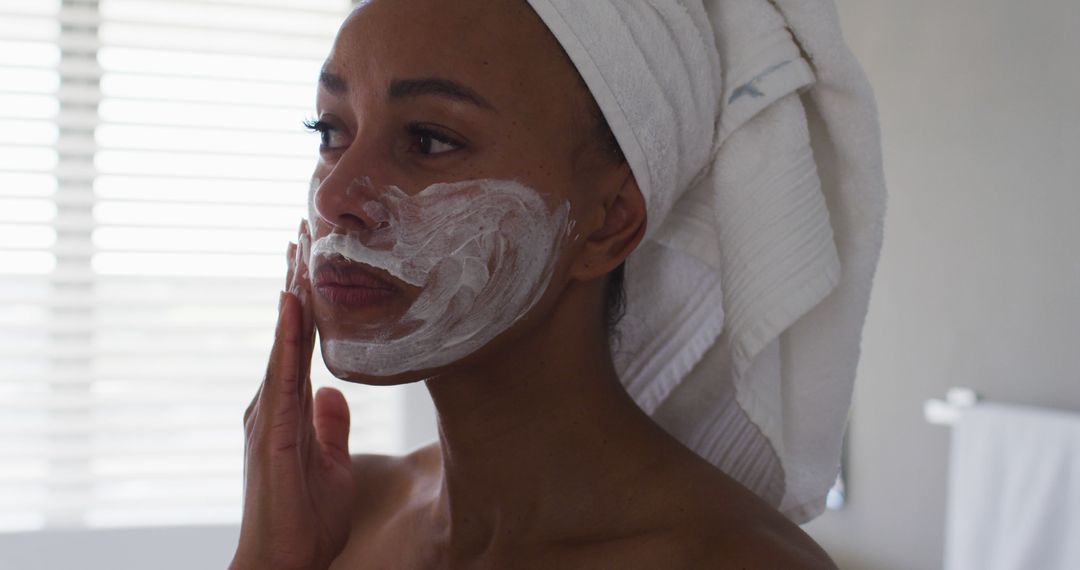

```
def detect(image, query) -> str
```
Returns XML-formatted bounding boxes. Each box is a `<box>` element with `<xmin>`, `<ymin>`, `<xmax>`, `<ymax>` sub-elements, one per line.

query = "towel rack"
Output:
<box><xmin>924</xmin><ymin>387</ymin><xmax>980</xmax><ymax>426</ymax></box>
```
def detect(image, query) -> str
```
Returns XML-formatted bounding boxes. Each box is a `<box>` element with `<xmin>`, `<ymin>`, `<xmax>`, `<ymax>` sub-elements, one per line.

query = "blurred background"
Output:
<box><xmin>0</xmin><ymin>0</ymin><xmax>1077</xmax><ymax>568</ymax></box>
<box><xmin>803</xmin><ymin>1</ymin><xmax>1080</xmax><ymax>568</ymax></box>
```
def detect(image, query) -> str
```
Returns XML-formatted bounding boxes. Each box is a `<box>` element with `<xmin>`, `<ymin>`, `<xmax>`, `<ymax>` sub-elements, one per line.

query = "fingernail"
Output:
<box><xmin>278</xmin><ymin>290</ymin><xmax>287</xmax><ymax>312</ymax></box>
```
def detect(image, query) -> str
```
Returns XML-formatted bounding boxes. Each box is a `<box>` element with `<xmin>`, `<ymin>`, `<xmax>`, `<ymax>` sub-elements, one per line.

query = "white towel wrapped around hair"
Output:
<box><xmin>524</xmin><ymin>0</ymin><xmax>886</xmax><ymax>522</ymax></box>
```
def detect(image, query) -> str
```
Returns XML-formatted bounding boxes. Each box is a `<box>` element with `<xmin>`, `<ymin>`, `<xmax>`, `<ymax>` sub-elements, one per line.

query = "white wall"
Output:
<box><xmin>803</xmin><ymin>1</ymin><xmax>1080</xmax><ymax>568</ymax></box>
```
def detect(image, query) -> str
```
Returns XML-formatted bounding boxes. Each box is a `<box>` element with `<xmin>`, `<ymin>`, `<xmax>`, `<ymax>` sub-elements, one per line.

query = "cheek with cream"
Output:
<box><xmin>308</xmin><ymin>177</ymin><xmax>572</xmax><ymax>377</ymax></box>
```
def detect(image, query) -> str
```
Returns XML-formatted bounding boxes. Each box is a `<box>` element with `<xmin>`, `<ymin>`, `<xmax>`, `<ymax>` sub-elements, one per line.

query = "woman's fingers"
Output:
<box><xmin>247</xmin><ymin>245</ymin><xmax>299</xmax><ymax>436</ymax></box>
<box><xmin>286</xmin><ymin>242</ymin><xmax>297</xmax><ymax>292</ymax></box>
<box><xmin>234</xmin><ymin>240</ymin><xmax>355</xmax><ymax>569</ymax></box>
<box><xmin>292</xmin><ymin>221</ymin><xmax>317</xmax><ymax>428</ymax></box>
<box><xmin>297</xmin><ymin>221</ymin><xmax>314</xmax><ymax>333</ymax></box>
<box><xmin>256</xmin><ymin>291</ymin><xmax>303</xmax><ymax>452</ymax></box>
<box><xmin>246</xmin><ymin>232</ymin><xmax>321</xmax><ymax>459</ymax></box>
<box><xmin>296</xmin><ymin>220</ymin><xmax>316</xmax><ymax>366</ymax></box>
<box><xmin>314</xmin><ymin>387</ymin><xmax>351</xmax><ymax>468</ymax></box>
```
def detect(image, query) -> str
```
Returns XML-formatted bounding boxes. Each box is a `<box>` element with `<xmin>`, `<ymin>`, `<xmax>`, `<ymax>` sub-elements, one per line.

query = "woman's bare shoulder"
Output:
<box><xmin>670</xmin><ymin>483</ymin><xmax>836</xmax><ymax>568</ymax></box>
<box><xmin>677</xmin><ymin>513</ymin><xmax>837</xmax><ymax>569</ymax></box>
<box><xmin>618</xmin><ymin>458</ymin><xmax>836</xmax><ymax>569</ymax></box>
<box><xmin>341</xmin><ymin>444</ymin><xmax>834</xmax><ymax>568</ymax></box>
<box><xmin>578</xmin><ymin>506</ymin><xmax>834</xmax><ymax>569</ymax></box>
<box><xmin>559</xmin><ymin>512</ymin><xmax>835</xmax><ymax>570</ymax></box>
<box><xmin>348</xmin><ymin>442</ymin><xmax>441</xmax><ymax>515</ymax></box>
<box><xmin>330</xmin><ymin>445</ymin><xmax>442</xmax><ymax>569</ymax></box>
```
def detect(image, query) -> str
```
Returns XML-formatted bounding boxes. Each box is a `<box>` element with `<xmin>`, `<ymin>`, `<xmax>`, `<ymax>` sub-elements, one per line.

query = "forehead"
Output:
<box><xmin>341</xmin><ymin>0</ymin><xmax>541</xmax><ymax>49</ymax></box>
<box><xmin>323</xmin><ymin>0</ymin><xmax>582</xmax><ymax>113</ymax></box>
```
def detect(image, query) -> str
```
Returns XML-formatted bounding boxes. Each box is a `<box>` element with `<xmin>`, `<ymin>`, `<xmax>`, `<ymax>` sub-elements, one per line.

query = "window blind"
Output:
<box><xmin>0</xmin><ymin>0</ymin><xmax>405</xmax><ymax>532</ymax></box>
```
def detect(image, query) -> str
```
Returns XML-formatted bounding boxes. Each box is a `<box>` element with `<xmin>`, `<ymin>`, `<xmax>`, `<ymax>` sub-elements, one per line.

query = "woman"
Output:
<box><xmin>232</xmin><ymin>0</ymin><xmax>884</xmax><ymax>567</ymax></box>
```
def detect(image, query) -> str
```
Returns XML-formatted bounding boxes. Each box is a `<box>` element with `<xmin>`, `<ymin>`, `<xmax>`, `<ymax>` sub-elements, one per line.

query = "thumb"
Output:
<box><xmin>313</xmin><ymin>387</ymin><xmax>351</xmax><ymax>468</ymax></box>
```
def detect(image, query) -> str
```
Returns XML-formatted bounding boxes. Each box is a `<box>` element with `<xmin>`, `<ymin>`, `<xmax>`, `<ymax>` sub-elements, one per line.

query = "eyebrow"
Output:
<box><xmin>388</xmin><ymin>77</ymin><xmax>497</xmax><ymax>112</ymax></box>
<box><xmin>319</xmin><ymin>70</ymin><xmax>348</xmax><ymax>94</ymax></box>
<box><xmin>319</xmin><ymin>70</ymin><xmax>497</xmax><ymax>113</ymax></box>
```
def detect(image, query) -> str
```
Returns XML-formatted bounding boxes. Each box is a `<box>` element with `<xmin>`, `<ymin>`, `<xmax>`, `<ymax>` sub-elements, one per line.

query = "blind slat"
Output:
<box><xmin>1</xmin><ymin>469</ymin><xmax>244</xmax><ymax>487</ymax></box>
<box><xmin>3</xmin><ymin>217</ymin><xmax>302</xmax><ymax>233</ymax></box>
<box><xmin>1</xmin><ymin>244</ymin><xmax>293</xmax><ymax>256</ymax></box>
<box><xmin>0</xmin><ymin>293</ymin><xmax>282</xmax><ymax>307</ymax></box>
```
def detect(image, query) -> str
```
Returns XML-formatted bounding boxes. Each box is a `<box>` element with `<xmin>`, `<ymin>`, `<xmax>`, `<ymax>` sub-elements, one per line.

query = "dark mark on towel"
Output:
<box><xmin>728</xmin><ymin>60</ymin><xmax>792</xmax><ymax>104</ymax></box>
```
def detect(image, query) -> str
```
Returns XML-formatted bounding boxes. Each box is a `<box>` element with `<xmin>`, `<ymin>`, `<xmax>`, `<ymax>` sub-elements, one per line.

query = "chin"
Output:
<box><xmin>317</xmin><ymin>332</ymin><xmax>505</xmax><ymax>386</ymax></box>
<box><xmin>322</xmin><ymin>359</ymin><xmax>425</xmax><ymax>386</ymax></box>
<box><xmin>313</xmin><ymin>292</ymin><xmax>547</xmax><ymax>386</ymax></box>
<box><xmin>319</xmin><ymin>340</ymin><xmax>441</xmax><ymax>386</ymax></box>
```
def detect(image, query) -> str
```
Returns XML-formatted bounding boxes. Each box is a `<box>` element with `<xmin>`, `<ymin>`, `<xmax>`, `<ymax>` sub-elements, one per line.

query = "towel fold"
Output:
<box><xmin>525</xmin><ymin>0</ymin><xmax>886</xmax><ymax>522</ymax></box>
<box><xmin>945</xmin><ymin>403</ymin><xmax>1080</xmax><ymax>570</ymax></box>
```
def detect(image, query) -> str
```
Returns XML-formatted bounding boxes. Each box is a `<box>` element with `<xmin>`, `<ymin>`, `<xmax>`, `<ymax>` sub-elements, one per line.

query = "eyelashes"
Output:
<box><xmin>303</xmin><ymin>117</ymin><xmax>464</xmax><ymax>155</ymax></box>
<box><xmin>405</xmin><ymin>123</ymin><xmax>463</xmax><ymax>155</ymax></box>
<box><xmin>303</xmin><ymin>118</ymin><xmax>339</xmax><ymax>149</ymax></box>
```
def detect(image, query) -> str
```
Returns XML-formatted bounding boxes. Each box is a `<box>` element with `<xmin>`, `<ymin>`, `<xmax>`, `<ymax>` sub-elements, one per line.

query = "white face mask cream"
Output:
<box><xmin>308</xmin><ymin>177</ymin><xmax>571</xmax><ymax>377</ymax></box>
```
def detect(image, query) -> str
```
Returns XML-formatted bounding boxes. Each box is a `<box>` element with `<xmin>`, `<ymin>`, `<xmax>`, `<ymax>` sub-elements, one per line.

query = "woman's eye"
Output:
<box><xmin>303</xmin><ymin>119</ymin><xmax>348</xmax><ymax>150</ymax></box>
<box><xmin>407</xmin><ymin>124</ymin><xmax>462</xmax><ymax>156</ymax></box>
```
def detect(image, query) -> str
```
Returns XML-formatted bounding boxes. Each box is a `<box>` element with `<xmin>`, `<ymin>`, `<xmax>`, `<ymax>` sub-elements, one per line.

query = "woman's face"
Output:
<box><xmin>306</xmin><ymin>0</ymin><xmax>616</xmax><ymax>383</ymax></box>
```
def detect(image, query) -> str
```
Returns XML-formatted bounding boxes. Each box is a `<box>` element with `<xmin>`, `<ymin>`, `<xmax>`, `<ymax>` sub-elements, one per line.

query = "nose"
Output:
<box><xmin>309</xmin><ymin>165</ymin><xmax>389</xmax><ymax>234</ymax></box>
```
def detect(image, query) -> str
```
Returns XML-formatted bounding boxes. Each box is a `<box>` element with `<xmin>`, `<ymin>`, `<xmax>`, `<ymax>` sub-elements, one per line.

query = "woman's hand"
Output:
<box><xmin>231</xmin><ymin>222</ymin><xmax>355</xmax><ymax>570</ymax></box>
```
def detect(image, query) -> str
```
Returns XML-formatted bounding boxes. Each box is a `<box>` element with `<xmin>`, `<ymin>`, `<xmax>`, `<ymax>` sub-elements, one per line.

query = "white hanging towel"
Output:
<box><xmin>945</xmin><ymin>403</ymin><xmax>1080</xmax><ymax>570</ymax></box>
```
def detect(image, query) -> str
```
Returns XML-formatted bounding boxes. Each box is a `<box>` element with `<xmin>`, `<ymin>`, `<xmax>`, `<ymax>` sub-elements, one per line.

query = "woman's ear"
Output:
<box><xmin>571</xmin><ymin>166</ymin><xmax>647</xmax><ymax>282</ymax></box>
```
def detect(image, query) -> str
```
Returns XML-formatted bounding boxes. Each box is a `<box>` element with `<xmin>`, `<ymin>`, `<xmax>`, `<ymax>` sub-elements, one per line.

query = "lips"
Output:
<box><xmin>312</xmin><ymin>258</ymin><xmax>401</xmax><ymax>309</ymax></box>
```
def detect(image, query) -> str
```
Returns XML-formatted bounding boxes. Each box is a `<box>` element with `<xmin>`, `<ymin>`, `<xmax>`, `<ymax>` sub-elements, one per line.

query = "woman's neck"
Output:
<box><xmin>421</xmin><ymin>284</ymin><xmax>681</xmax><ymax>558</ymax></box>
